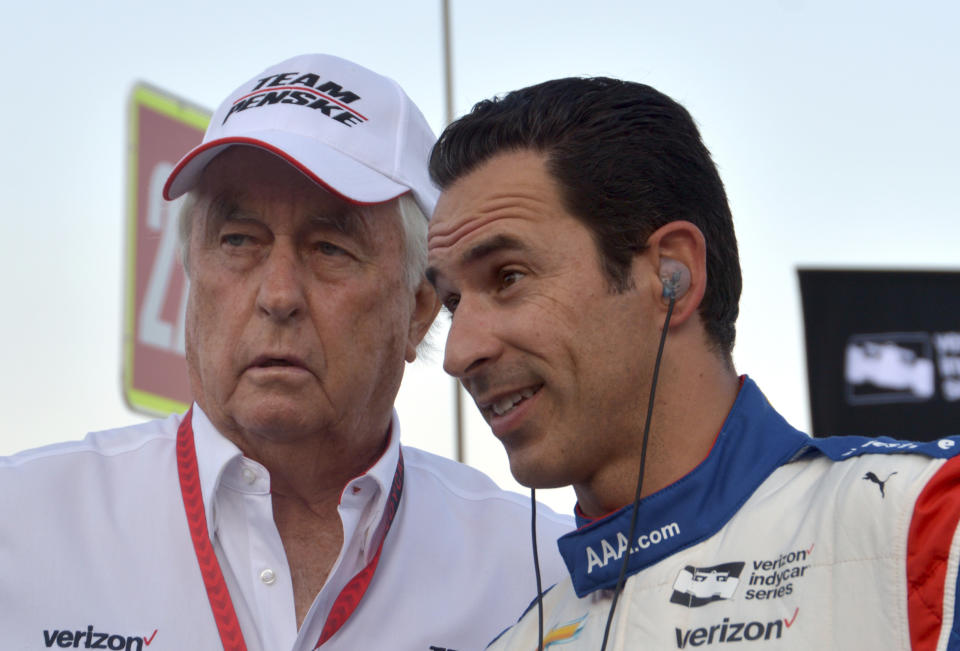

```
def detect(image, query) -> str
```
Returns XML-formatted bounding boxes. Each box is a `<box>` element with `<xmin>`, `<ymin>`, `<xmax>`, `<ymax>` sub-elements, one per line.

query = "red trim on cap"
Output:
<box><xmin>162</xmin><ymin>137</ymin><xmax>406</xmax><ymax>206</ymax></box>
<box><xmin>232</xmin><ymin>86</ymin><xmax>368</xmax><ymax>121</ymax></box>
<box><xmin>907</xmin><ymin>454</ymin><xmax>960</xmax><ymax>650</ymax></box>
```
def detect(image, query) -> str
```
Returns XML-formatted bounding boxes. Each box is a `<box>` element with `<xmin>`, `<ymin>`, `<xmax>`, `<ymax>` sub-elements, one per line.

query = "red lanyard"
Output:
<box><xmin>315</xmin><ymin>445</ymin><xmax>403</xmax><ymax>648</ymax></box>
<box><xmin>176</xmin><ymin>409</ymin><xmax>405</xmax><ymax>650</ymax></box>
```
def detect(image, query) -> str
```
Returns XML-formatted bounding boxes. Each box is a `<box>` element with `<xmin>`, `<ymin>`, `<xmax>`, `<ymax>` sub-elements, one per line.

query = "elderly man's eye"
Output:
<box><xmin>222</xmin><ymin>233</ymin><xmax>251</xmax><ymax>247</ymax></box>
<box><xmin>316</xmin><ymin>241</ymin><xmax>346</xmax><ymax>256</ymax></box>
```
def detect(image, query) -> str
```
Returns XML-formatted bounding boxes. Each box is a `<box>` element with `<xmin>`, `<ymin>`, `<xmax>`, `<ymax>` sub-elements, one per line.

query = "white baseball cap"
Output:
<box><xmin>163</xmin><ymin>53</ymin><xmax>438</xmax><ymax>218</ymax></box>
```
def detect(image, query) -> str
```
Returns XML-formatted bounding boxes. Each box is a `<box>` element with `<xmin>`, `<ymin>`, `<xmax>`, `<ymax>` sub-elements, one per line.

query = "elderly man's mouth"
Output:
<box><xmin>248</xmin><ymin>355</ymin><xmax>309</xmax><ymax>372</ymax></box>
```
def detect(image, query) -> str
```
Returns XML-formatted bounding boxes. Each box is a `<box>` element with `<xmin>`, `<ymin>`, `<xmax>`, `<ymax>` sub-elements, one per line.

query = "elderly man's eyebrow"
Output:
<box><xmin>205</xmin><ymin>195</ymin><xmax>238</xmax><ymax>222</ymax></box>
<box><xmin>307</xmin><ymin>209</ymin><xmax>369</xmax><ymax>238</ymax></box>
<box><xmin>198</xmin><ymin>195</ymin><xmax>246</xmax><ymax>239</ymax></box>
<box><xmin>201</xmin><ymin>192</ymin><xmax>263</xmax><ymax>228</ymax></box>
<box><xmin>309</xmin><ymin>209</ymin><xmax>381</xmax><ymax>254</ymax></box>
<box><xmin>204</xmin><ymin>190</ymin><xmax>372</xmax><ymax>230</ymax></box>
<box><xmin>426</xmin><ymin>234</ymin><xmax>529</xmax><ymax>287</ymax></box>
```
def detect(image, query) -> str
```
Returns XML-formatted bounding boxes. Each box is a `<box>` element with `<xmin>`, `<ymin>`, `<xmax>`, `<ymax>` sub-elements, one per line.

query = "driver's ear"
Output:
<box><xmin>633</xmin><ymin>220</ymin><xmax>707</xmax><ymax>326</ymax></box>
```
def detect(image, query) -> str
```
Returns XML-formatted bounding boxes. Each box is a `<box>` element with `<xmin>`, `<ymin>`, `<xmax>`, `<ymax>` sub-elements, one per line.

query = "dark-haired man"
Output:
<box><xmin>0</xmin><ymin>54</ymin><xmax>572</xmax><ymax>650</ymax></box>
<box><xmin>425</xmin><ymin>77</ymin><xmax>960</xmax><ymax>648</ymax></box>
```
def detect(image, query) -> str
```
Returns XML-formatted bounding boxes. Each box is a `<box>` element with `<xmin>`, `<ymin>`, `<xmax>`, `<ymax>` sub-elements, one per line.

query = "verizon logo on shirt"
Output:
<box><xmin>42</xmin><ymin>625</ymin><xmax>157</xmax><ymax>650</ymax></box>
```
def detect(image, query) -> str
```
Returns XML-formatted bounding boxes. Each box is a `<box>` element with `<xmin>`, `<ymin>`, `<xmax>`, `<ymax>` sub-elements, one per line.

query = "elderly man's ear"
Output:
<box><xmin>406</xmin><ymin>279</ymin><xmax>443</xmax><ymax>362</ymax></box>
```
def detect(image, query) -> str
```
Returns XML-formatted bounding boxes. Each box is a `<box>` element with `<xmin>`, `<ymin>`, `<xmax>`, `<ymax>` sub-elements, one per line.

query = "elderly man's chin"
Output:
<box><xmin>202</xmin><ymin>377</ymin><xmax>338</xmax><ymax>445</ymax></box>
<box><xmin>224</xmin><ymin>393</ymin><xmax>335</xmax><ymax>443</ymax></box>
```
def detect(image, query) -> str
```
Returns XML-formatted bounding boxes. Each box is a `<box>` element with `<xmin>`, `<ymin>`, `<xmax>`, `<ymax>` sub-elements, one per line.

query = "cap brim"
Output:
<box><xmin>162</xmin><ymin>132</ymin><xmax>410</xmax><ymax>205</ymax></box>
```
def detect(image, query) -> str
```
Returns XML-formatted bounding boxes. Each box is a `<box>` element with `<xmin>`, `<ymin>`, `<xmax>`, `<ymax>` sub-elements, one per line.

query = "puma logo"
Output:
<box><xmin>863</xmin><ymin>471</ymin><xmax>897</xmax><ymax>498</ymax></box>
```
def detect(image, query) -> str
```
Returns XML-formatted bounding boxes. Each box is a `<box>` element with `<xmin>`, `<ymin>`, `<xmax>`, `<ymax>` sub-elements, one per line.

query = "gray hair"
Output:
<box><xmin>177</xmin><ymin>191</ymin><xmax>428</xmax><ymax>292</ymax></box>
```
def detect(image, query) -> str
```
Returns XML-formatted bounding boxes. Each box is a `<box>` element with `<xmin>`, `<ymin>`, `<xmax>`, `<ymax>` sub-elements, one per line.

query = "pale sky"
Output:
<box><xmin>2</xmin><ymin>0</ymin><xmax>958</xmax><ymax>513</ymax></box>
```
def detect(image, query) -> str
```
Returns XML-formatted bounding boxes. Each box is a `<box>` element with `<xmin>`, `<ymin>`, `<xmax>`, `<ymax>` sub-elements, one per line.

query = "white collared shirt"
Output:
<box><xmin>0</xmin><ymin>408</ymin><xmax>572</xmax><ymax>650</ymax></box>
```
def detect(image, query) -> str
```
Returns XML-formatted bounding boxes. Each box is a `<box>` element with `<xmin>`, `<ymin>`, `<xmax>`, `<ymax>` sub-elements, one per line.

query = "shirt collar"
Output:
<box><xmin>188</xmin><ymin>403</ymin><xmax>402</xmax><ymax>558</ymax></box>
<box><xmin>189</xmin><ymin>404</ymin><xmax>251</xmax><ymax>537</ymax></box>
<box><xmin>338</xmin><ymin>411</ymin><xmax>402</xmax><ymax>563</ymax></box>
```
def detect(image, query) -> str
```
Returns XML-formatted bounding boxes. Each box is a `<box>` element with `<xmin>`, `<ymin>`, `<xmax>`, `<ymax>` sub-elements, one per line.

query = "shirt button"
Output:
<box><xmin>260</xmin><ymin>569</ymin><xmax>277</xmax><ymax>585</ymax></box>
<box><xmin>351</xmin><ymin>486</ymin><xmax>362</xmax><ymax>494</ymax></box>
<box><xmin>242</xmin><ymin>467</ymin><xmax>257</xmax><ymax>484</ymax></box>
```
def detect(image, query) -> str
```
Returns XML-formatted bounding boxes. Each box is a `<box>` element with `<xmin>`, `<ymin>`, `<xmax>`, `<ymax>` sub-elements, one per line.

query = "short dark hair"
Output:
<box><xmin>429</xmin><ymin>77</ymin><xmax>742</xmax><ymax>357</ymax></box>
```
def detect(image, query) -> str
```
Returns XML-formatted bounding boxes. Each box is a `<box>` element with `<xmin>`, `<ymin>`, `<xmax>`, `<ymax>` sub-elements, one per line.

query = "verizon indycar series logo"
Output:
<box><xmin>671</xmin><ymin>562</ymin><xmax>745</xmax><ymax>607</ymax></box>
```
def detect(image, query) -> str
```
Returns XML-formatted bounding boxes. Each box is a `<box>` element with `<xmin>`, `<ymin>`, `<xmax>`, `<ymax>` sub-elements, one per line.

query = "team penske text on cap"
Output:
<box><xmin>162</xmin><ymin>53</ymin><xmax>439</xmax><ymax>218</ymax></box>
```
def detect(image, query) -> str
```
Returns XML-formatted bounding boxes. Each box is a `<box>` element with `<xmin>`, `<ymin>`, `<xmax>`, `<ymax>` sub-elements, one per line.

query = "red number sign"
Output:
<box><xmin>123</xmin><ymin>83</ymin><xmax>210</xmax><ymax>415</ymax></box>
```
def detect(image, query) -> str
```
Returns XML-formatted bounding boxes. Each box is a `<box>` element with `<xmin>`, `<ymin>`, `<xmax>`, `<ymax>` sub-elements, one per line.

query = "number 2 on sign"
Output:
<box><xmin>138</xmin><ymin>161</ymin><xmax>190</xmax><ymax>354</ymax></box>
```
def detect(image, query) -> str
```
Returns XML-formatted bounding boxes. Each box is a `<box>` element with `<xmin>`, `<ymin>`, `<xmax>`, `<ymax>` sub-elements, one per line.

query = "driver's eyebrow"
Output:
<box><xmin>426</xmin><ymin>234</ymin><xmax>528</xmax><ymax>287</ymax></box>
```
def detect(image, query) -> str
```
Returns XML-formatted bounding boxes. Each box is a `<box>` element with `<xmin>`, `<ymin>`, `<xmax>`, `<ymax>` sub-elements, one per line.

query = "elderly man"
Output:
<box><xmin>425</xmin><ymin>77</ymin><xmax>960</xmax><ymax>649</ymax></box>
<box><xmin>0</xmin><ymin>54</ymin><xmax>571</xmax><ymax>650</ymax></box>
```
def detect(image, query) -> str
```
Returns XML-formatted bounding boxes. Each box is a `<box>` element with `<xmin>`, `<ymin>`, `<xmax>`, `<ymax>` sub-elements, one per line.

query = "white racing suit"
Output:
<box><xmin>490</xmin><ymin>377</ymin><xmax>960</xmax><ymax>650</ymax></box>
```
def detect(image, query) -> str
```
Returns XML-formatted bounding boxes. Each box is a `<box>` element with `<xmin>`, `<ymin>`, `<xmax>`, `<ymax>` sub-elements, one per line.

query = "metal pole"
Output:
<box><xmin>441</xmin><ymin>0</ymin><xmax>465</xmax><ymax>464</ymax></box>
<box><xmin>442</xmin><ymin>0</ymin><xmax>455</xmax><ymax>130</ymax></box>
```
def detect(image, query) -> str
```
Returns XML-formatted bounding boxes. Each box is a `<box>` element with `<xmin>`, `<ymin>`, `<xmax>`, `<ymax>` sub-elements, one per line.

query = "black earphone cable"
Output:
<box><xmin>531</xmin><ymin>487</ymin><xmax>544</xmax><ymax>651</ymax></box>
<box><xmin>598</xmin><ymin>294</ymin><xmax>676</xmax><ymax>650</ymax></box>
<box><xmin>528</xmin><ymin>293</ymin><xmax>677</xmax><ymax>651</ymax></box>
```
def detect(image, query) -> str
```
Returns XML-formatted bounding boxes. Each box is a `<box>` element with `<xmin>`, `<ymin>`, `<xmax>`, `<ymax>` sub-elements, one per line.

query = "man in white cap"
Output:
<box><xmin>0</xmin><ymin>54</ymin><xmax>571</xmax><ymax>650</ymax></box>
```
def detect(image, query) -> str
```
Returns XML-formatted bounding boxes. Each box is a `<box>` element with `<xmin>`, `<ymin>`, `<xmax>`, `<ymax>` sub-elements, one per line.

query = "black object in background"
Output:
<box><xmin>798</xmin><ymin>269</ymin><xmax>960</xmax><ymax>442</ymax></box>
